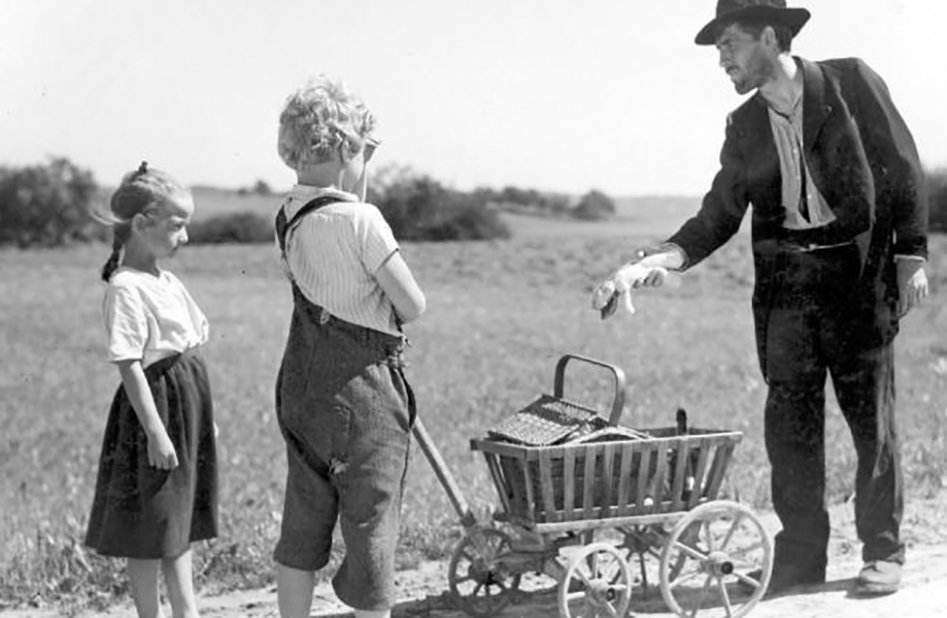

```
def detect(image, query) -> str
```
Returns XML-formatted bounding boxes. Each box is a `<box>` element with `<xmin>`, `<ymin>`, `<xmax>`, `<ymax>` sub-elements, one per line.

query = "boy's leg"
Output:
<box><xmin>161</xmin><ymin>549</ymin><xmax>199</xmax><ymax>618</ymax></box>
<box><xmin>354</xmin><ymin>610</ymin><xmax>391</xmax><ymax>618</ymax></box>
<box><xmin>127</xmin><ymin>558</ymin><xmax>164</xmax><ymax>618</ymax></box>
<box><xmin>277</xmin><ymin>564</ymin><xmax>316</xmax><ymax>618</ymax></box>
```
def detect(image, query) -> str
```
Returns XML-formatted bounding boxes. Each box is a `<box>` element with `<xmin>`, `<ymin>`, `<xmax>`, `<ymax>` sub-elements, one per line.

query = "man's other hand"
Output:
<box><xmin>896</xmin><ymin>258</ymin><xmax>929</xmax><ymax>317</ymax></box>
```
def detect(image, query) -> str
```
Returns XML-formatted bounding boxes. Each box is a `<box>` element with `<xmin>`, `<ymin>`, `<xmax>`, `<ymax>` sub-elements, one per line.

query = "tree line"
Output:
<box><xmin>8</xmin><ymin>156</ymin><xmax>946</xmax><ymax>250</ymax></box>
<box><xmin>0</xmin><ymin>157</ymin><xmax>621</xmax><ymax>248</ymax></box>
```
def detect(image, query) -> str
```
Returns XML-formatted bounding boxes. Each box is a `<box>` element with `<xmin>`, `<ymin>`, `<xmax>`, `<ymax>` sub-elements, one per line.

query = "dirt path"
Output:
<box><xmin>44</xmin><ymin>545</ymin><xmax>945</xmax><ymax>618</ymax></box>
<box><xmin>8</xmin><ymin>494</ymin><xmax>947</xmax><ymax>617</ymax></box>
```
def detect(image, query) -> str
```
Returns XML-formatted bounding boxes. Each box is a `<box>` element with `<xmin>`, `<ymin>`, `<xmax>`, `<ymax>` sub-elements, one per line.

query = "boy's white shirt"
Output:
<box><xmin>104</xmin><ymin>267</ymin><xmax>209</xmax><ymax>368</ymax></box>
<box><xmin>279</xmin><ymin>184</ymin><xmax>402</xmax><ymax>336</ymax></box>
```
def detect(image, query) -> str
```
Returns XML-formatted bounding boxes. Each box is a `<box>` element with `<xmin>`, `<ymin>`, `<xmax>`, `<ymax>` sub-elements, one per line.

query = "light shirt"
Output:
<box><xmin>104</xmin><ymin>267</ymin><xmax>209</xmax><ymax>368</ymax></box>
<box><xmin>279</xmin><ymin>184</ymin><xmax>402</xmax><ymax>336</ymax></box>
<box><xmin>768</xmin><ymin>96</ymin><xmax>837</xmax><ymax>230</ymax></box>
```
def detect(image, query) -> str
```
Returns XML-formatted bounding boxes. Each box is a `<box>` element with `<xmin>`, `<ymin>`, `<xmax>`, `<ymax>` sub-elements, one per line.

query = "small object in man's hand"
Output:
<box><xmin>600</xmin><ymin>290</ymin><xmax>620</xmax><ymax>320</ymax></box>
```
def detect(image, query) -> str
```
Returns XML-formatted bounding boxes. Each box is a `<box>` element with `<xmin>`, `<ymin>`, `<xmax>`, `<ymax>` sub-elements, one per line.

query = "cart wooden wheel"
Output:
<box><xmin>448</xmin><ymin>527</ymin><xmax>521</xmax><ymax>617</ymax></box>
<box><xmin>558</xmin><ymin>542</ymin><xmax>633</xmax><ymax>618</ymax></box>
<box><xmin>659</xmin><ymin>500</ymin><xmax>773</xmax><ymax>618</ymax></box>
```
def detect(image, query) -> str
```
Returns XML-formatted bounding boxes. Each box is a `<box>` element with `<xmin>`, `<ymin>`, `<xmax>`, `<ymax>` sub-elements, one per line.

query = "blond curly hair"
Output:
<box><xmin>277</xmin><ymin>75</ymin><xmax>377</xmax><ymax>169</ymax></box>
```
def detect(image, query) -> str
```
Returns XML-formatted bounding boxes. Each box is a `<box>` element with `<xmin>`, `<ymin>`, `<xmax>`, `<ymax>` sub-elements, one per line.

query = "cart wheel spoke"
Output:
<box><xmin>701</xmin><ymin>520</ymin><xmax>715</xmax><ymax>552</ymax></box>
<box><xmin>733</xmin><ymin>571</ymin><xmax>761</xmax><ymax>590</ymax></box>
<box><xmin>720</xmin><ymin>512</ymin><xmax>745</xmax><ymax>550</ymax></box>
<box><xmin>660</xmin><ymin>501</ymin><xmax>774</xmax><ymax>618</ymax></box>
<box><xmin>559</xmin><ymin>543</ymin><xmax>632</xmax><ymax>618</ymax></box>
<box><xmin>638</xmin><ymin>551</ymin><xmax>651</xmax><ymax>590</ymax></box>
<box><xmin>587</xmin><ymin>551</ymin><xmax>599</xmax><ymax>574</ymax></box>
<box><xmin>672</xmin><ymin>539</ymin><xmax>707</xmax><ymax>562</ymax></box>
<box><xmin>688</xmin><ymin>575</ymin><xmax>713</xmax><ymax>614</ymax></box>
<box><xmin>574</xmin><ymin>569</ymin><xmax>593</xmax><ymax>588</ymax></box>
<box><xmin>448</xmin><ymin>528</ymin><xmax>521</xmax><ymax>618</ymax></box>
<box><xmin>718</xmin><ymin>578</ymin><xmax>734</xmax><ymax>617</ymax></box>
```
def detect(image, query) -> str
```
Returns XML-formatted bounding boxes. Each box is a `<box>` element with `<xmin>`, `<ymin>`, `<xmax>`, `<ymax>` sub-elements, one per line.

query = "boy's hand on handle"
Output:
<box><xmin>147</xmin><ymin>429</ymin><xmax>179</xmax><ymax>469</ymax></box>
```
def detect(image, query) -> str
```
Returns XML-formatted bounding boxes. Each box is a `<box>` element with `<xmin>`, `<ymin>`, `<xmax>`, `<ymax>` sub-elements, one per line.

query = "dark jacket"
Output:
<box><xmin>667</xmin><ymin>57</ymin><xmax>927</xmax><ymax>376</ymax></box>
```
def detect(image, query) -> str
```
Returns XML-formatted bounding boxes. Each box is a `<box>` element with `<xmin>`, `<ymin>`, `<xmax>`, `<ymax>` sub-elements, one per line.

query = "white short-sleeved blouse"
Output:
<box><xmin>103</xmin><ymin>267</ymin><xmax>209</xmax><ymax>368</ymax></box>
<box><xmin>279</xmin><ymin>185</ymin><xmax>402</xmax><ymax>336</ymax></box>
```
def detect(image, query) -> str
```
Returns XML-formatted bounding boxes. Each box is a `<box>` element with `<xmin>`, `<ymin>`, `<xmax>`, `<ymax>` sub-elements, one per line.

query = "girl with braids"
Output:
<box><xmin>85</xmin><ymin>162</ymin><xmax>218</xmax><ymax>618</ymax></box>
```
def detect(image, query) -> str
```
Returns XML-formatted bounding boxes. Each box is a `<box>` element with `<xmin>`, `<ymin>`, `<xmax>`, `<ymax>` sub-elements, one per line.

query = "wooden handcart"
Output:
<box><xmin>413</xmin><ymin>354</ymin><xmax>773</xmax><ymax>618</ymax></box>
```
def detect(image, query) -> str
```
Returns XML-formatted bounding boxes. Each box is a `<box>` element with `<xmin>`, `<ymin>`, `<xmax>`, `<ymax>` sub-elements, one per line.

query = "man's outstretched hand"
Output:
<box><xmin>591</xmin><ymin>246</ymin><xmax>685</xmax><ymax>319</ymax></box>
<box><xmin>591</xmin><ymin>262</ymin><xmax>673</xmax><ymax>319</ymax></box>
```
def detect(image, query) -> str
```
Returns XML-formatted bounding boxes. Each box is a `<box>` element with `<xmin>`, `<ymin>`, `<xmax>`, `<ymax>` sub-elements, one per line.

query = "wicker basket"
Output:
<box><xmin>471</xmin><ymin>426</ymin><xmax>742</xmax><ymax>526</ymax></box>
<box><xmin>473</xmin><ymin>354</ymin><xmax>742</xmax><ymax>526</ymax></box>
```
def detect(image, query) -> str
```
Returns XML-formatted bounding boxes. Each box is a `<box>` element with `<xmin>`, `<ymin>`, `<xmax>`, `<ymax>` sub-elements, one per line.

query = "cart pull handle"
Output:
<box><xmin>412</xmin><ymin>418</ymin><xmax>478</xmax><ymax>529</ymax></box>
<box><xmin>553</xmin><ymin>354</ymin><xmax>627</xmax><ymax>426</ymax></box>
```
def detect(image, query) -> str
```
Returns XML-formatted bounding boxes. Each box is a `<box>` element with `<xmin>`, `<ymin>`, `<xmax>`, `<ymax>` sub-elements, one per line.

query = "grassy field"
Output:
<box><xmin>2</xmin><ymin>203</ymin><xmax>946</xmax><ymax>612</ymax></box>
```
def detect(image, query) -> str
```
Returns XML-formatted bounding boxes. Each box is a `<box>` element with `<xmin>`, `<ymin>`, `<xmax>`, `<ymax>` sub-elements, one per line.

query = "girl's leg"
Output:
<box><xmin>354</xmin><ymin>610</ymin><xmax>391</xmax><ymax>618</ymax></box>
<box><xmin>161</xmin><ymin>549</ymin><xmax>199</xmax><ymax>618</ymax></box>
<box><xmin>127</xmin><ymin>558</ymin><xmax>164</xmax><ymax>618</ymax></box>
<box><xmin>277</xmin><ymin>564</ymin><xmax>316</xmax><ymax>618</ymax></box>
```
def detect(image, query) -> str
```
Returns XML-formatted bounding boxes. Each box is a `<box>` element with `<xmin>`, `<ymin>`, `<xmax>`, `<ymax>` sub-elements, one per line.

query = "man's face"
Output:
<box><xmin>715</xmin><ymin>23</ymin><xmax>774</xmax><ymax>95</ymax></box>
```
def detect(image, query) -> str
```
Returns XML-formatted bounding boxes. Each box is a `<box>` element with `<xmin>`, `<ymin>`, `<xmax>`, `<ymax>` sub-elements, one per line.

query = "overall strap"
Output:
<box><xmin>275</xmin><ymin>194</ymin><xmax>343</xmax><ymax>255</ymax></box>
<box><xmin>276</xmin><ymin>194</ymin><xmax>407</xmax><ymax>339</ymax></box>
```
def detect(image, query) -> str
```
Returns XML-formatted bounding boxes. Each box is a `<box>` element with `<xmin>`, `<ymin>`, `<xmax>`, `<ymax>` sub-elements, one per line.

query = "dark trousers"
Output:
<box><xmin>762</xmin><ymin>246</ymin><xmax>903</xmax><ymax>570</ymax></box>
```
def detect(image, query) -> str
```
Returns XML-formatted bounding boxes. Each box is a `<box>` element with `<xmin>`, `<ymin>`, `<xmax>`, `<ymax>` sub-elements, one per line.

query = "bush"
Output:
<box><xmin>0</xmin><ymin>157</ymin><xmax>101</xmax><ymax>248</ymax></box>
<box><xmin>927</xmin><ymin>168</ymin><xmax>947</xmax><ymax>233</ymax></box>
<box><xmin>187</xmin><ymin>211</ymin><xmax>274</xmax><ymax>244</ymax></box>
<box><xmin>471</xmin><ymin>185</ymin><xmax>571</xmax><ymax>216</ymax></box>
<box><xmin>237</xmin><ymin>179</ymin><xmax>273</xmax><ymax>196</ymax></box>
<box><xmin>573</xmin><ymin>189</ymin><xmax>616</xmax><ymax>221</ymax></box>
<box><xmin>417</xmin><ymin>192</ymin><xmax>511</xmax><ymax>242</ymax></box>
<box><xmin>374</xmin><ymin>173</ymin><xmax>510</xmax><ymax>242</ymax></box>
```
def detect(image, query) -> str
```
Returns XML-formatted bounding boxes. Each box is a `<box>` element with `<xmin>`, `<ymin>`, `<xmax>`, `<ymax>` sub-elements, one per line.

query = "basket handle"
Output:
<box><xmin>553</xmin><ymin>354</ymin><xmax>627</xmax><ymax>426</ymax></box>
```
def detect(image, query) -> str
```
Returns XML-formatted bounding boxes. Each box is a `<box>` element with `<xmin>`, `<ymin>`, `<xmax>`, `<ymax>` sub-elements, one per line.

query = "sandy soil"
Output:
<box><xmin>7</xmin><ymin>492</ymin><xmax>947</xmax><ymax>618</ymax></box>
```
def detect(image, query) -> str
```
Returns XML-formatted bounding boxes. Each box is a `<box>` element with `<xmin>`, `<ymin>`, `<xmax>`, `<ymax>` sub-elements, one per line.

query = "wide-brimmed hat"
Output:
<box><xmin>695</xmin><ymin>0</ymin><xmax>810</xmax><ymax>46</ymax></box>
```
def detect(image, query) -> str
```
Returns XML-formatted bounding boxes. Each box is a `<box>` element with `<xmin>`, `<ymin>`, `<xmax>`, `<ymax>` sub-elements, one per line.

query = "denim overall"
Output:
<box><xmin>272</xmin><ymin>196</ymin><xmax>416</xmax><ymax>611</ymax></box>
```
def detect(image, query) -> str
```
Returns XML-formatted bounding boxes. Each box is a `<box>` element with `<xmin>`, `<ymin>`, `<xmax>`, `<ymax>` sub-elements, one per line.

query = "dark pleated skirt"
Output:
<box><xmin>85</xmin><ymin>349</ymin><xmax>218</xmax><ymax>559</ymax></box>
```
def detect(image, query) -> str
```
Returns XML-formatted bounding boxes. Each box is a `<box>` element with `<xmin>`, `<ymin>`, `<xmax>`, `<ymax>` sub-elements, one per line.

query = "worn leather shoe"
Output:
<box><xmin>739</xmin><ymin>563</ymin><xmax>826</xmax><ymax>597</ymax></box>
<box><xmin>854</xmin><ymin>560</ymin><xmax>901</xmax><ymax>596</ymax></box>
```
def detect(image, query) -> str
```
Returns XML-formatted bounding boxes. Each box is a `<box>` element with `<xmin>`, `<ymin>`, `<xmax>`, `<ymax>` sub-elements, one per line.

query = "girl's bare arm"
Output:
<box><xmin>116</xmin><ymin>360</ymin><xmax>178</xmax><ymax>469</ymax></box>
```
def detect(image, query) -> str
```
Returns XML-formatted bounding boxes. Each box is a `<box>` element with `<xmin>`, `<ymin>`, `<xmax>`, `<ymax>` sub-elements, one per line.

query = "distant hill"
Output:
<box><xmin>190</xmin><ymin>186</ymin><xmax>284</xmax><ymax>221</ymax></box>
<box><xmin>186</xmin><ymin>186</ymin><xmax>714</xmax><ymax>239</ymax></box>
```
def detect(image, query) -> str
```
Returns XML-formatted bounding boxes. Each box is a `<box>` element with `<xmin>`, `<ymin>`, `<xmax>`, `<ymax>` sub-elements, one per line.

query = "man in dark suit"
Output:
<box><xmin>592</xmin><ymin>0</ymin><xmax>928</xmax><ymax>597</ymax></box>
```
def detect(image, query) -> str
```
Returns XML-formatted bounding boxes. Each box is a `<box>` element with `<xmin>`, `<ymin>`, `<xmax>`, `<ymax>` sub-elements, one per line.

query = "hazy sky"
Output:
<box><xmin>2</xmin><ymin>0</ymin><xmax>945</xmax><ymax>196</ymax></box>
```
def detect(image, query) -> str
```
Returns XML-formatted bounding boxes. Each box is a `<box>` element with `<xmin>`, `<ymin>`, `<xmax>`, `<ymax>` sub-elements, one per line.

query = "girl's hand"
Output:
<box><xmin>116</xmin><ymin>360</ymin><xmax>180</xmax><ymax>469</ymax></box>
<box><xmin>147</xmin><ymin>429</ymin><xmax>179</xmax><ymax>469</ymax></box>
